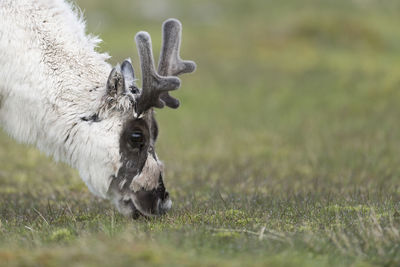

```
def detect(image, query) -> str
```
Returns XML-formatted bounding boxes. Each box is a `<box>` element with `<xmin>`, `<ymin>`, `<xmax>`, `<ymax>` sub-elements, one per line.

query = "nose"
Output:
<box><xmin>154</xmin><ymin>176</ymin><xmax>171</xmax><ymax>212</ymax></box>
<box><xmin>161</xmin><ymin>191</ymin><xmax>169</xmax><ymax>201</ymax></box>
<box><xmin>156</xmin><ymin>174</ymin><xmax>168</xmax><ymax>199</ymax></box>
<box><xmin>132</xmin><ymin>188</ymin><xmax>171</xmax><ymax>216</ymax></box>
<box><xmin>157</xmin><ymin>192</ymin><xmax>172</xmax><ymax>215</ymax></box>
<box><xmin>131</xmin><ymin>174</ymin><xmax>171</xmax><ymax>216</ymax></box>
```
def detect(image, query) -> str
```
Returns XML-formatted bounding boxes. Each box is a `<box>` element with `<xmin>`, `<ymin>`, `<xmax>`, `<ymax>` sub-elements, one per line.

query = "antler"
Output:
<box><xmin>157</xmin><ymin>19</ymin><xmax>196</xmax><ymax>108</ymax></box>
<box><xmin>134</xmin><ymin>32</ymin><xmax>181</xmax><ymax>115</ymax></box>
<box><xmin>104</xmin><ymin>19</ymin><xmax>195</xmax><ymax>116</ymax></box>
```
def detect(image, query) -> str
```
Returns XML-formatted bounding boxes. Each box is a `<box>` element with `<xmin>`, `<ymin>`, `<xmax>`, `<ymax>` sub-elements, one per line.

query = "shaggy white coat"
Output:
<box><xmin>0</xmin><ymin>0</ymin><xmax>126</xmax><ymax>198</ymax></box>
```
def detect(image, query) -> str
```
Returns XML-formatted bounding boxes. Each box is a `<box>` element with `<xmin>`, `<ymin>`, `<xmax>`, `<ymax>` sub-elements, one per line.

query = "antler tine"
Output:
<box><xmin>158</xmin><ymin>19</ymin><xmax>197</xmax><ymax>108</ymax></box>
<box><xmin>135</xmin><ymin>31</ymin><xmax>181</xmax><ymax>115</ymax></box>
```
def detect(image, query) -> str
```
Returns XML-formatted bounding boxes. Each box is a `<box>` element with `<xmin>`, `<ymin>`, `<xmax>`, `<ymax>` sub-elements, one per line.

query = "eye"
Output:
<box><xmin>130</xmin><ymin>131</ymin><xmax>144</xmax><ymax>145</ymax></box>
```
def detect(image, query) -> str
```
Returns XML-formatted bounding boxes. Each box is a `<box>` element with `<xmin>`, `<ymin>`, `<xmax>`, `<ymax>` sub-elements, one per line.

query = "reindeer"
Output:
<box><xmin>0</xmin><ymin>0</ymin><xmax>196</xmax><ymax>218</ymax></box>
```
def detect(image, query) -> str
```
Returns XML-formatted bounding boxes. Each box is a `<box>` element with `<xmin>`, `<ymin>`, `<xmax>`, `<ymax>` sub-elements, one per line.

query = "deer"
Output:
<box><xmin>0</xmin><ymin>0</ymin><xmax>196</xmax><ymax>218</ymax></box>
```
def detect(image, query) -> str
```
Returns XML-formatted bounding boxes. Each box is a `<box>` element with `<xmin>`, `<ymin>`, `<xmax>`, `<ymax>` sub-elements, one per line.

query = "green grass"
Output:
<box><xmin>2</xmin><ymin>0</ymin><xmax>400</xmax><ymax>266</ymax></box>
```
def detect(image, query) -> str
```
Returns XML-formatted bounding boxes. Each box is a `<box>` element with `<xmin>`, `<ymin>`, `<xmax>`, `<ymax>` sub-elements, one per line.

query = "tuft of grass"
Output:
<box><xmin>49</xmin><ymin>228</ymin><xmax>73</xmax><ymax>242</ymax></box>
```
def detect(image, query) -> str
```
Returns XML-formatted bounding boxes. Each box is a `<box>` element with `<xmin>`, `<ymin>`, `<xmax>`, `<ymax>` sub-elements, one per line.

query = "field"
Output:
<box><xmin>2</xmin><ymin>0</ymin><xmax>400</xmax><ymax>266</ymax></box>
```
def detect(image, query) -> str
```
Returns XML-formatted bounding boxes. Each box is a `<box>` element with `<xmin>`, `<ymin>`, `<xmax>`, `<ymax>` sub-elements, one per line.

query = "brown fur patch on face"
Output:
<box><xmin>129</xmin><ymin>154</ymin><xmax>163</xmax><ymax>192</ymax></box>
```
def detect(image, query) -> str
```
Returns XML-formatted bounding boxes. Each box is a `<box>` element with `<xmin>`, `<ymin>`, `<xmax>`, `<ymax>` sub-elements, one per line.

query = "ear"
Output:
<box><xmin>121</xmin><ymin>59</ymin><xmax>136</xmax><ymax>92</ymax></box>
<box><xmin>106</xmin><ymin>64</ymin><xmax>125</xmax><ymax>96</ymax></box>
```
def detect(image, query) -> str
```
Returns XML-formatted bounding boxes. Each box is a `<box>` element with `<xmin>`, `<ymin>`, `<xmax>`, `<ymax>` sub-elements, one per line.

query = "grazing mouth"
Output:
<box><xmin>108</xmin><ymin>173</ymin><xmax>172</xmax><ymax>219</ymax></box>
<box><xmin>124</xmin><ymin>192</ymin><xmax>172</xmax><ymax>220</ymax></box>
<box><xmin>132</xmin><ymin>205</ymin><xmax>143</xmax><ymax>220</ymax></box>
<box><xmin>123</xmin><ymin>199</ymin><xmax>143</xmax><ymax>219</ymax></box>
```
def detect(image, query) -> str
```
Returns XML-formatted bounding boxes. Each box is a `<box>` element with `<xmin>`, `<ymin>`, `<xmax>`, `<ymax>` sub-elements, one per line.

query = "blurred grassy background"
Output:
<box><xmin>2</xmin><ymin>0</ymin><xmax>400</xmax><ymax>266</ymax></box>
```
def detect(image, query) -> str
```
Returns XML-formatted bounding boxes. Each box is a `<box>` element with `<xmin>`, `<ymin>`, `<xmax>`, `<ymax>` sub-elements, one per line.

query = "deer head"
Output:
<box><xmin>102</xmin><ymin>19</ymin><xmax>196</xmax><ymax>218</ymax></box>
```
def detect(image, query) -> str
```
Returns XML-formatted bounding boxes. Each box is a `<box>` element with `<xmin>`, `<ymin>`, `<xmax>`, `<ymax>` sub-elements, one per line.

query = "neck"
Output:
<box><xmin>0</xmin><ymin>0</ymin><xmax>119</xmax><ymax>197</ymax></box>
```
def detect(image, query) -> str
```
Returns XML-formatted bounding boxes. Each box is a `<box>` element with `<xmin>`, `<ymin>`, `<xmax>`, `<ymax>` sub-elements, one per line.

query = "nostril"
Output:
<box><xmin>163</xmin><ymin>191</ymin><xmax>169</xmax><ymax>200</ymax></box>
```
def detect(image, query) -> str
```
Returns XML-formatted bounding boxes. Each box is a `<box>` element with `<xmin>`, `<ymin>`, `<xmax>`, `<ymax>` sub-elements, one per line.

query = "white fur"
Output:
<box><xmin>0</xmin><ymin>0</ymin><xmax>126</xmax><ymax>197</ymax></box>
<box><xmin>130</xmin><ymin>155</ymin><xmax>163</xmax><ymax>192</ymax></box>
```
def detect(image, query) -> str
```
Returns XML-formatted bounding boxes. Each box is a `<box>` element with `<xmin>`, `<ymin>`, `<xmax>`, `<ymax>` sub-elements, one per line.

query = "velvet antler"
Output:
<box><xmin>105</xmin><ymin>19</ymin><xmax>196</xmax><ymax>116</ymax></box>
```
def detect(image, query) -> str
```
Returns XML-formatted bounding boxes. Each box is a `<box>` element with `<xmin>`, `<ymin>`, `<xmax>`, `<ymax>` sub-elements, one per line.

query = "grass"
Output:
<box><xmin>2</xmin><ymin>0</ymin><xmax>400</xmax><ymax>265</ymax></box>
